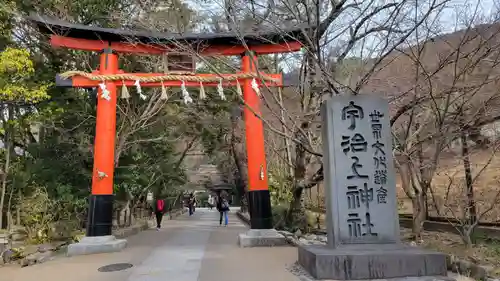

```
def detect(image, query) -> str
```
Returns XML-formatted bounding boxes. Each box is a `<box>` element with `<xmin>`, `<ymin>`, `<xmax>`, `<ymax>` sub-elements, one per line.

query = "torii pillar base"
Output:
<box><xmin>67</xmin><ymin>236</ymin><xmax>127</xmax><ymax>257</ymax></box>
<box><xmin>238</xmin><ymin>229</ymin><xmax>287</xmax><ymax>248</ymax></box>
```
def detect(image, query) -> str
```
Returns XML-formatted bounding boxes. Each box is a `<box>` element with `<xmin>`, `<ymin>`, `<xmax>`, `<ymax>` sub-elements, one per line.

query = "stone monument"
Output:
<box><xmin>298</xmin><ymin>95</ymin><xmax>447</xmax><ymax>280</ymax></box>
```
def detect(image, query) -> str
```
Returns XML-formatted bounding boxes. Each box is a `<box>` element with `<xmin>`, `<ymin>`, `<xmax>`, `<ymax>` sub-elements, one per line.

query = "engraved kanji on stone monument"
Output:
<box><xmin>374</xmin><ymin>156</ymin><xmax>387</xmax><ymax>169</ymax></box>
<box><xmin>372</xmin><ymin>141</ymin><xmax>386</xmax><ymax>156</ymax></box>
<box><xmin>377</xmin><ymin>186</ymin><xmax>388</xmax><ymax>204</ymax></box>
<box><xmin>362</xmin><ymin>212</ymin><xmax>378</xmax><ymax>236</ymax></box>
<box><xmin>321</xmin><ymin>95</ymin><xmax>399</xmax><ymax>247</ymax></box>
<box><xmin>346</xmin><ymin>212</ymin><xmax>378</xmax><ymax>237</ymax></box>
<box><xmin>370</xmin><ymin>110</ymin><xmax>384</xmax><ymax>139</ymax></box>
<box><xmin>346</xmin><ymin>186</ymin><xmax>361</xmax><ymax>209</ymax></box>
<box><xmin>359</xmin><ymin>183</ymin><xmax>373</xmax><ymax>209</ymax></box>
<box><xmin>342</xmin><ymin>101</ymin><xmax>364</xmax><ymax>130</ymax></box>
<box><xmin>341</xmin><ymin>134</ymin><xmax>367</xmax><ymax>154</ymax></box>
<box><xmin>340</xmin><ymin>100</ymin><xmax>374</xmax><ymax>241</ymax></box>
<box><xmin>347</xmin><ymin>156</ymin><xmax>369</xmax><ymax>180</ymax></box>
<box><xmin>374</xmin><ymin>170</ymin><xmax>387</xmax><ymax>185</ymax></box>
<box><xmin>347</xmin><ymin>213</ymin><xmax>362</xmax><ymax>237</ymax></box>
<box><xmin>370</xmin><ymin>109</ymin><xmax>389</xmax><ymax>205</ymax></box>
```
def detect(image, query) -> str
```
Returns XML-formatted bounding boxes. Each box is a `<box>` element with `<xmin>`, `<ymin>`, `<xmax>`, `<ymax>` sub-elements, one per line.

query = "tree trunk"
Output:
<box><xmin>411</xmin><ymin>193</ymin><xmax>426</xmax><ymax>241</ymax></box>
<box><xmin>6</xmin><ymin>179</ymin><xmax>14</xmax><ymax>216</ymax></box>
<box><xmin>6</xmin><ymin>178</ymin><xmax>15</xmax><ymax>230</ymax></box>
<box><xmin>286</xmin><ymin>48</ymin><xmax>320</xmax><ymax>231</ymax></box>
<box><xmin>415</xmin><ymin>124</ymin><xmax>431</xmax><ymax>220</ymax></box>
<box><xmin>460</xmin><ymin>128</ymin><xmax>477</xmax><ymax>242</ymax></box>
<box><xmin>16</xmin><ymin>188</ymin><xmax>21</xmax><ymax>225</ymax></box>
<box><xmin>286</xmin><ymin>126</ymin><xmax>309</xmax><ymax>231</ymax></box>
<box><xmin>0</xmin><ymin>105</ymin><xmax>14</xmax><ymax>229</ymax></box>
<box><xmin>397</xmin><ymin>160</ymin><xmax>423</xmax><ymax>239</ymax></box>
<box><xmin>278</xmin><ymin>87</ymin><xmax>294</xmax><ymax>178</ymax></box>
<box><xmin>288</xmin><ymin>185</ymin><xmax>305</xmax><ymax>224</ymax></box>
<box><xmin>400</xmin><ymin>156</ymin><xmax>429</xmax><ymax>241</ymax></box>
<box><xmin>6</xmin><ymin>211</ymin><xmax>11</xmax><ymax>231</ymax></box>
<box><xmin>273</xmin><ymin>54</ymin><xmax>294</xmax><ymax>179</ymax></box>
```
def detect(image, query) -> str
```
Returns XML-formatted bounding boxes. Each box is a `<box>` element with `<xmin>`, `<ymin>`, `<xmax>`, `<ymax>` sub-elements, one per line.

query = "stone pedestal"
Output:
<box><xmin>67</xmin><ymin>235</ymin><xmax>126</xmax><ymax>257</ymax></box>
<box><xmin>298</xmin><ymin>244</ymin><xmax>447</xmax><ymax>280</ymax></box>
<box><xmin>238</xmin><ymin>229</ymin><xmax>287</xmax><ymax>248</ymax></box>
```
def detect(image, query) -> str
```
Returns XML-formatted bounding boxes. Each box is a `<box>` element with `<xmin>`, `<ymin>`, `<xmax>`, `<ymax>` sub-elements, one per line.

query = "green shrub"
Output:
<box><xmin>272</xmin><ymin>202</ymin><xmax>290</xmax><ymax>230</ymax></box>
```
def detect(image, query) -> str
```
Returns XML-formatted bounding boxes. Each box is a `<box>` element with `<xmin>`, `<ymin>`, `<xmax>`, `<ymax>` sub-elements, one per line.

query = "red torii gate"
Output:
<box><xmin>29</xmin><ymin>14</ymin><xmax>305</xmax><ymax>240</ymax></box>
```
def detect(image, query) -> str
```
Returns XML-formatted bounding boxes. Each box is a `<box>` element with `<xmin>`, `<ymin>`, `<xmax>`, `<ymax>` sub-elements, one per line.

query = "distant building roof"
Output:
<box><xmin>207</xmin><ymin>184</ymin><xmax>233</xmax><ymax>191</ymax></box>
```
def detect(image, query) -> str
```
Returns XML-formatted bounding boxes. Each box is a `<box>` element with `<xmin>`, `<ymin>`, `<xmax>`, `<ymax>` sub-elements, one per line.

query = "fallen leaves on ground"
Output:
<box><xmin>401</xmin><ymin>228</ymin><xmax>500</xmax><ymax>276</ymax></box>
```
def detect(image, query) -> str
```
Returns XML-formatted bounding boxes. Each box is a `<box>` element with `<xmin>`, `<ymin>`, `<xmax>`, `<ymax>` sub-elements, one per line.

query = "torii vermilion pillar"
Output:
<box><xmin>29</xmin><ymin>14</ymin><xmax>304</xmax><ymax>253</ymax></box>
<box><xmin>87</xmin><ymin>49</ymin><xmax>119</xmax><ymax>237</ymax></box>
<box><xmin>242</xmin><ymin>53</ymin><xmax>272</xmax><ymax>229</ymax></box>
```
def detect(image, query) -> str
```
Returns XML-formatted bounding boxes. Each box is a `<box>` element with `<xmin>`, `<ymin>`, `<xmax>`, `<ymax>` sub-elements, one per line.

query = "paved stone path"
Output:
<box><xmin>1</xmin><ymin>208</ymin><xmax>299</xmax><ymax>281</ymax></box>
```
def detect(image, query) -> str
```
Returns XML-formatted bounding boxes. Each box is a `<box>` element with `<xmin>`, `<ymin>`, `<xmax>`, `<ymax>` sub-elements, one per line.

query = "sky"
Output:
<box><xmin>179</xmin><ymin>0</ymin><xmax>500</xmax><ymax>74</ymax></box>
<box><xmin>440</xmin><ymin>0</ymin><xmax>497</xmax><ymax>32</ymax></box>
<box><xmin>185</xmin><ymin>0</ymin><xmax>498</xmax><ymax>30</ymax></box>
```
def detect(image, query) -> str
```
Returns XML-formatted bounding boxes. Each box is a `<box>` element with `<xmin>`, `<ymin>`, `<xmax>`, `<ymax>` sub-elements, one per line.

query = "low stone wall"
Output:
<box><xmin>1</xmin><ymin>208</ymin><xmax>188</xmax><ymax>268</ymax></box>
<box><xmin>113</xmin><ymin>208</ymin><xmax>187</xmax><ymax>239</ymax></box>
<box><xmin>399</xmin><ymin>217</ymin><xmax>500</xmax><ymax>239</ymax></box>
<box><xmin>308</xmin><ymin>210</ymin><xmax>500</xmax><ymax>239</ymax></box>
<box><xmin>236</xmin><ymin>211</ymin><xmax>250</xmax><ymax>226</ymax></box>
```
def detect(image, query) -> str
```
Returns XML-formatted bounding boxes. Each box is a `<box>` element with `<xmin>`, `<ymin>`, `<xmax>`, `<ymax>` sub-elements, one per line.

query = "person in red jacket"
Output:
<box><xmin>154</xmin><ymin>199</ymin><xmax>165</xmax><ymax>230</ymax></box>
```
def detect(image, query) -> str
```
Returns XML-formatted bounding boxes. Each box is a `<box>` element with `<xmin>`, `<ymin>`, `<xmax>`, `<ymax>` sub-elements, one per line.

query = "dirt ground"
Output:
<box><xmin>396</xmin><ymin>149</ymin><xmax>500</xmax><ymax>223</ymax></box>
<box><xmin>400</xmin><ymin>227</ymin><xmax>500</xmax><ymax>276</ymax></box>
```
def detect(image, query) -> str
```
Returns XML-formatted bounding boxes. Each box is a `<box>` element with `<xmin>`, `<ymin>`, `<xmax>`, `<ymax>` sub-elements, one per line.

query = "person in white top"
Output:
<box><xmin>208</xmin><ymin>196</ymin><xmax>215</xmax><ymax>210</ymax></box>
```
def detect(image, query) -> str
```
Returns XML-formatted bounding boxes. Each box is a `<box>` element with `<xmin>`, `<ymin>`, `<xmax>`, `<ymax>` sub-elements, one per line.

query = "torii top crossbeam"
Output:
<box><xmin>28</xmin><ymin>14</ymin><xmax>309</xmax><ymax>89</ymax></box>
<box><xmin>28</xmin><ymin>14</ymin><xmax>307</xmax><ymax>56</ymax></box>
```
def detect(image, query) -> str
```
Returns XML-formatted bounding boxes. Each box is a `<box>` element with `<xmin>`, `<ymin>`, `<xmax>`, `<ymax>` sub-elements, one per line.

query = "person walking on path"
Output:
<box><xmin>216</xmin><ymin>194</ymin><xmax>230</xmax><ymax>226</ymax></box>
<box><xmin>208</xmin><ymin>196</ymin><xmax>215</xmax><ymax>210</ymax></box>
<box><xmin>153</xmin><ymin>198</ymin><xmax>165</xmax><ymax>230</ymax></box>
<box><xmin>188</xmin><ymin>193</ymin><xmax>195</xmax><ymax>216</ymax></box>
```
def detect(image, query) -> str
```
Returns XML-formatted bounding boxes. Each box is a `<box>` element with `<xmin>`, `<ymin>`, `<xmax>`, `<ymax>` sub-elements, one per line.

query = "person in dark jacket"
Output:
<box><xmin>216</xmin><ymin>192</ymin><xmax>230</xmax><ymax>226</ymax></box>
<box><xmin>188</xmin><ymin>193</ymin><xmax>195</xmax><ymax>216</ymax></box>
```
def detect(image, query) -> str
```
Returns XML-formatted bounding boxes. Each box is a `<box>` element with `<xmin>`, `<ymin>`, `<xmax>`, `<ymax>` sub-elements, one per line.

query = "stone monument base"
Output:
<box><xmin>238</xmin><ymin>229</ymin><xmax>288</xmax><ymax>248</ymax></box>
<box><xmin>298</xmin><ymin>244</ymin><xmax>447</xmax><ymax>280</ymax></box>
<box><xmin>67</xmin><ymin>235</ymin><xmax>127</xmax><ymax>257</ymax></box>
